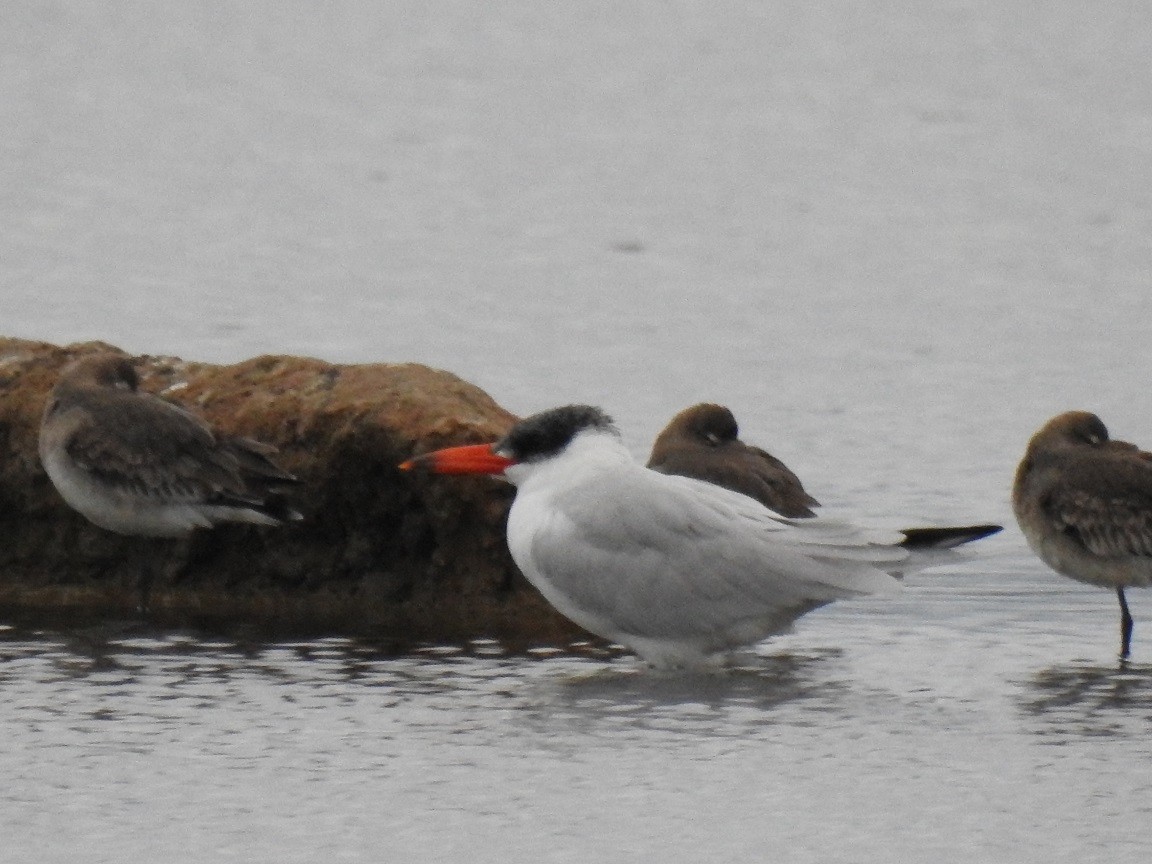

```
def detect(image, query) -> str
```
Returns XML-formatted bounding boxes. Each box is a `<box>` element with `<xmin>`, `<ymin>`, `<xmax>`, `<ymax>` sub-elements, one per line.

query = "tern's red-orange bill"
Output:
<box><xmin>399</xmin><ymin>443</ymin><xmax>514</xmax><ymax>475</ymax></box>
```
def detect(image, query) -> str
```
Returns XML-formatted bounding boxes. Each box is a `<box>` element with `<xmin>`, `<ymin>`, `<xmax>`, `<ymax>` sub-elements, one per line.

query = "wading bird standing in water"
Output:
<box><xmin>1014</xmin><ymin>411</ymin><xmax>1152</xmax><ymax>660</ymax></box>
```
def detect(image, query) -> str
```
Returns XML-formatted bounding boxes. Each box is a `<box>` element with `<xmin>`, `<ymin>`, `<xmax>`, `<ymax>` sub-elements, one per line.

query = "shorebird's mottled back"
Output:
<box><xmin>39</xmin><ymin>353</ymin><xmax>301</xmax><ymax>538</ymax></box>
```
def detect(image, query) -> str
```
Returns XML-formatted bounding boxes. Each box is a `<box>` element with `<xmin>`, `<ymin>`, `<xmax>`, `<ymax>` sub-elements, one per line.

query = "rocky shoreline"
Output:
<box><xmin>0</xmin><ymin>337</ymin><xmax>584</xmax><ymax>643</ymax></box>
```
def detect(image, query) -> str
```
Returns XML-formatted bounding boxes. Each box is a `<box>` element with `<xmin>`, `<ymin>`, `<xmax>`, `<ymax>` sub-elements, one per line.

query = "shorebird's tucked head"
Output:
<box><xmin>1027</xmin><ymin>411</ymin><xmax>1109</xmax><ymax>453</ymax></box>
<box><xmin>657</xmin><ymin>403</ymin><xmax>740</xmax><ymax>449</ymax></box>
<box><xmin>56</xmin><ymin>353</ymin><xmax>140</xmax><ymax>393</ymax></box>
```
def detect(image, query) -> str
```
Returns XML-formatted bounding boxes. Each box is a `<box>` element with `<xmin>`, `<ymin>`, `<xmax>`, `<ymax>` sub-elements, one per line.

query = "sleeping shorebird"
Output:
<box><xmin>648</xmin><ymin>403</ymin><xmax>820</xmax><ymax>518</ymax></box>
<box><xmin>403</xmin><ymin>404</ymin><xmax>996</xmax><ymax>667</ymax></box>
<box><xmin>39</xmin><ymin>353</ymin><xmax>301</xmax><ymax>608</ymax></box>
<box><xmin>1014</xmin><ymin>411</ymin><xmax>1152</xmax><ymax>660</ymax></box>
<box><xmin>648</xmin><ymin>403</ymin><xmax>1001</xmax><ymax>550</ymax></box>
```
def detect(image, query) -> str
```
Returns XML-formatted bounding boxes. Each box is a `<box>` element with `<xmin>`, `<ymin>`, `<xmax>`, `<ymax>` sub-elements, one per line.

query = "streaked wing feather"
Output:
<box><xmin>1048</xmin><ymin>486</ymin><xmax>1152</xmax><ymax>558</ymax></box>
<box><xmin>67</xmin><ymin>394</ymin><xmax>275</xmax><ymax>503</ymax></box>
<box><xmin>1041</xmin><ymin>451</ymin><xmax>1152</xmax><ymax>558</ymax></box>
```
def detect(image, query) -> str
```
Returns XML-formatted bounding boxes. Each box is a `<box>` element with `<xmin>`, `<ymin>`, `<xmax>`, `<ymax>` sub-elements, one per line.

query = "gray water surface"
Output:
<box><xmin>3</xmin><ymin>573</ymin><xmax>1151</xmax><ymax>864</ymax></box>
<box><xmin>5</xmin><ymin>1</ymin><xmax>1152</xmax><ymax>861</ymax></box>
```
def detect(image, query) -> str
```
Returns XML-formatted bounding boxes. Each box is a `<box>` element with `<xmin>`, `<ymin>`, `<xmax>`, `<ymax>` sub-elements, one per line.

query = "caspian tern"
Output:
<box><xmin>402</xmin><ymin>404</ymin><xmax>969</xmax><ymax>667</ymax></box>
<box><xmin>39</xmin><ymin>353</ymin><xmax>301</xmax><ymax>606</ymax></box>
<box><xmin>648</xmin><ymin>402</ymin><xmax>1001</xmax><ymax>550</ymax></box>
<box><xmin>1014</xmin><ymin>411</ymin><xmax>1152</xmax><ymax>659</ymax></box>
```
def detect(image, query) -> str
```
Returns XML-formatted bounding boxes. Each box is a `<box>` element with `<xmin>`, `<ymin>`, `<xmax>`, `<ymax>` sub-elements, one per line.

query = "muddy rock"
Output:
<box><xmin>0</xmin><ymin>337</ymin><xmax>582</xmax><ymax>643</ymax></box>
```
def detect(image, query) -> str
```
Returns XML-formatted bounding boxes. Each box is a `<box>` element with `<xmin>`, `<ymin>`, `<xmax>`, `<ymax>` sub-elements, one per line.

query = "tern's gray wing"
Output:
<box><xmin>508</xmin><ymin>470</ymin><xmax>901</xmax><ymax>648</ymax></box>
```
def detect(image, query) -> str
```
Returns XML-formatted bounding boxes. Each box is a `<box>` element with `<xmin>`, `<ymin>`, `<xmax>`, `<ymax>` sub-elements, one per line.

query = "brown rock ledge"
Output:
<box><xmin>0</xmin><ymin>337</ymin><xmax>583</xmax><ymax>644</ymax></box>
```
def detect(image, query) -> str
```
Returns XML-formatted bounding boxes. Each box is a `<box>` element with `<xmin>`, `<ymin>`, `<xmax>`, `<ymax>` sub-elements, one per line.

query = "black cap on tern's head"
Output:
<box><xmin>57</xmin><ymin>353</ymin><xmax>141</xmax><ymax>393</ymax></box>
<box><xmin>496</xmin><ymin>405</ymin><xmax>617</xmax><ymax>463</ymax></box>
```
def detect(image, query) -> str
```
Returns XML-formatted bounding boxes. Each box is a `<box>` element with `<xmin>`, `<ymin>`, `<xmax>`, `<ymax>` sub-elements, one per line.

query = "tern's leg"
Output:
<box><xmin>1117</xmin><ymin>587</ymin><xmax>1133</xmax><ymax>661</ymax></box>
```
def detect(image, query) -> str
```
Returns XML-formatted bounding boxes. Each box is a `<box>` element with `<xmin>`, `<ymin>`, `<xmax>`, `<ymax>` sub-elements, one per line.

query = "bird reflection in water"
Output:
<box><xmin>1020</xmin><ymin>663</ymin><xmax>1152</xmax><ymax>739</ymax></box>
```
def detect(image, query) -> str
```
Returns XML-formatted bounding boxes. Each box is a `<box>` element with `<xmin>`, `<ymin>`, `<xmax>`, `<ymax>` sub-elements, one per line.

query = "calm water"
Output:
<box><xmin>4</xmin><ymin>574</ymin><xmax>1152</xmax><ymax>864</ymax></box>
<box><xmin>5</xmin><ymin>1</ymin><xmax>1152</xmax><ymax>861</ymax></box>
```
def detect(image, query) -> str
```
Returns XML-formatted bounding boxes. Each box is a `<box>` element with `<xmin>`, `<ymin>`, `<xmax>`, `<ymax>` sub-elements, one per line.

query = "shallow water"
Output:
<box><xmin>5</xmin><ymin>1</ymin><xmax>1152</xmax><ymax>861</ymax></box>
<box><xmin>4</xmin><ymin>568</ymin><xmax>1152</xmax><ymax>864</ymax></box>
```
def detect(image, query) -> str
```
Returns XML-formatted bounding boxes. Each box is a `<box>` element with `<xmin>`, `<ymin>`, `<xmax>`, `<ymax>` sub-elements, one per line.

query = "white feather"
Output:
<box><xmin>504</xmin><ymin>429</ymin><xmax>905</xmax><ymax>665</ymax></box>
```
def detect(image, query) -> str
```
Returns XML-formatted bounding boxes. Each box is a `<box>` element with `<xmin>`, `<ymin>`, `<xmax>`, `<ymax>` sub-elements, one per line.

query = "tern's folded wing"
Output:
<box><xmin>509</xmin><ymin>470</ymin><xmax>902</xmax><ymax>643</ymax></box>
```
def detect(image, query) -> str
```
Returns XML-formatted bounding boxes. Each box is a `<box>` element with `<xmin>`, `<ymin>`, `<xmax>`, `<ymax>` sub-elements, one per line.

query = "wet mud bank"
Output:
<box><xmin>0</xmin><ymin>337</ymin><xmax>583</xmax><ymax>643</ymax></box>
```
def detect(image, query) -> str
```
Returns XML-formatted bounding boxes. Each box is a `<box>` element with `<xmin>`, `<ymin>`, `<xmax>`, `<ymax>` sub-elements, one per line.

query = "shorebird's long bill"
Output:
<box><xmin>399</xmin><ymin>444</ymin><xmax>515</xmax><ymax>476</ymax></box>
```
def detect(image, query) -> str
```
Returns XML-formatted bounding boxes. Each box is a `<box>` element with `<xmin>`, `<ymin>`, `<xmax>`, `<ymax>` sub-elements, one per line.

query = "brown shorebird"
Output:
<box><xmin>39</xmin><ymin>353</ymin><xmax>301</xmax><ymax>607</ymax></box>
<box><xmin>648</xmin><ymin>403</ymin><xmax>820</xmax><ymax>518</ymax></box>
<box><xmin>648</xmin><ymin>403</ymin><xmax>1001</xmax><ymax>550</ymax></box>
<box><xmin>1014</xmin><ymin>411</ymin><xmax>1152</xmax><ymax>659</ymax></box>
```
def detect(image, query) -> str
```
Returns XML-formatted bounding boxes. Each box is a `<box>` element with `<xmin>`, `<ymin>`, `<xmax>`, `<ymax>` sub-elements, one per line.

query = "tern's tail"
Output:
<box><xmin>883</xmin><ymin>523</ymin><xmax>1001</xmax><ymax>579</ymax></box>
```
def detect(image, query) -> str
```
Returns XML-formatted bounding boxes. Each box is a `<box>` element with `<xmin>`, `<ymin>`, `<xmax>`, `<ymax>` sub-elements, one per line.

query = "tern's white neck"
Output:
<box><xmin>504</xmin><ymin>428</ymin><xmax>635</xmax><ymax>489</ymax></box>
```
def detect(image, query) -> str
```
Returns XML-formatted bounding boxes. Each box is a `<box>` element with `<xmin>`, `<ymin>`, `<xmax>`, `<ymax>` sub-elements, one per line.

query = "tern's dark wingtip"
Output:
<box><xmin>899</xmin><ymin>523</ymin><xmax>1003</xmax><ymax>550</ymax></box>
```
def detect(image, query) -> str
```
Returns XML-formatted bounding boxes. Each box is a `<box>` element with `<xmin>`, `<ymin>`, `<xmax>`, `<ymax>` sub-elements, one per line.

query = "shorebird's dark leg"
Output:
<box><xmin>1117</xmin><ymin>587</ymin><xmax>1133</xmax><ymax>661</ymax></box>
<box><xmin>131</xmin><ymin>543</ymin><xmax>157</xmax><ymax>615</ymax></box>
<box><xmin>136</xmin><ymin>567</ymin><xmax>154</xmax><ymax>614</ymax></box>
<box><xmin>131</xmin><ymin>538</ymin><xmax>183</xmax><ymax>615</ymax></box>
<box><xmin>139</xmin><ymin>539</ymin><xmax>195</xmax><ymax>617</ymax></box>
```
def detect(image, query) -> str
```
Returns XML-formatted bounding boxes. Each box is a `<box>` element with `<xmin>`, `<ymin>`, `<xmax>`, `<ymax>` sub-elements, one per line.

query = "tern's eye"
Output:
<box><xmin>704</xmin><ymin>432</ymin><xmax>722</xmax><ymax>446</ymax></box>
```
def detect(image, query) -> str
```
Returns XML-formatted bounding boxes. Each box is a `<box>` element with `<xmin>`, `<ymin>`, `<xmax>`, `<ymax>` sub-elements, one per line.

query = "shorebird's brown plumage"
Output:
<box><xmin>647</xmin><ymin>404</ymin><xmax>820</xmax><ymax>518</ymax></box>
<box><xmin>39</xmin><ymin>353</ymin><xmax>300</xmax><ymax>538</ymax></box>
<box><xmin>648</xmin><ymin>403</ymin><xmax>1000</xmax><ymax>553</ymax></box>
<box><xmin>1014</xmin><ymin>411</ymin><xmax>1152</xmax><ymax>659</ymax></box>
